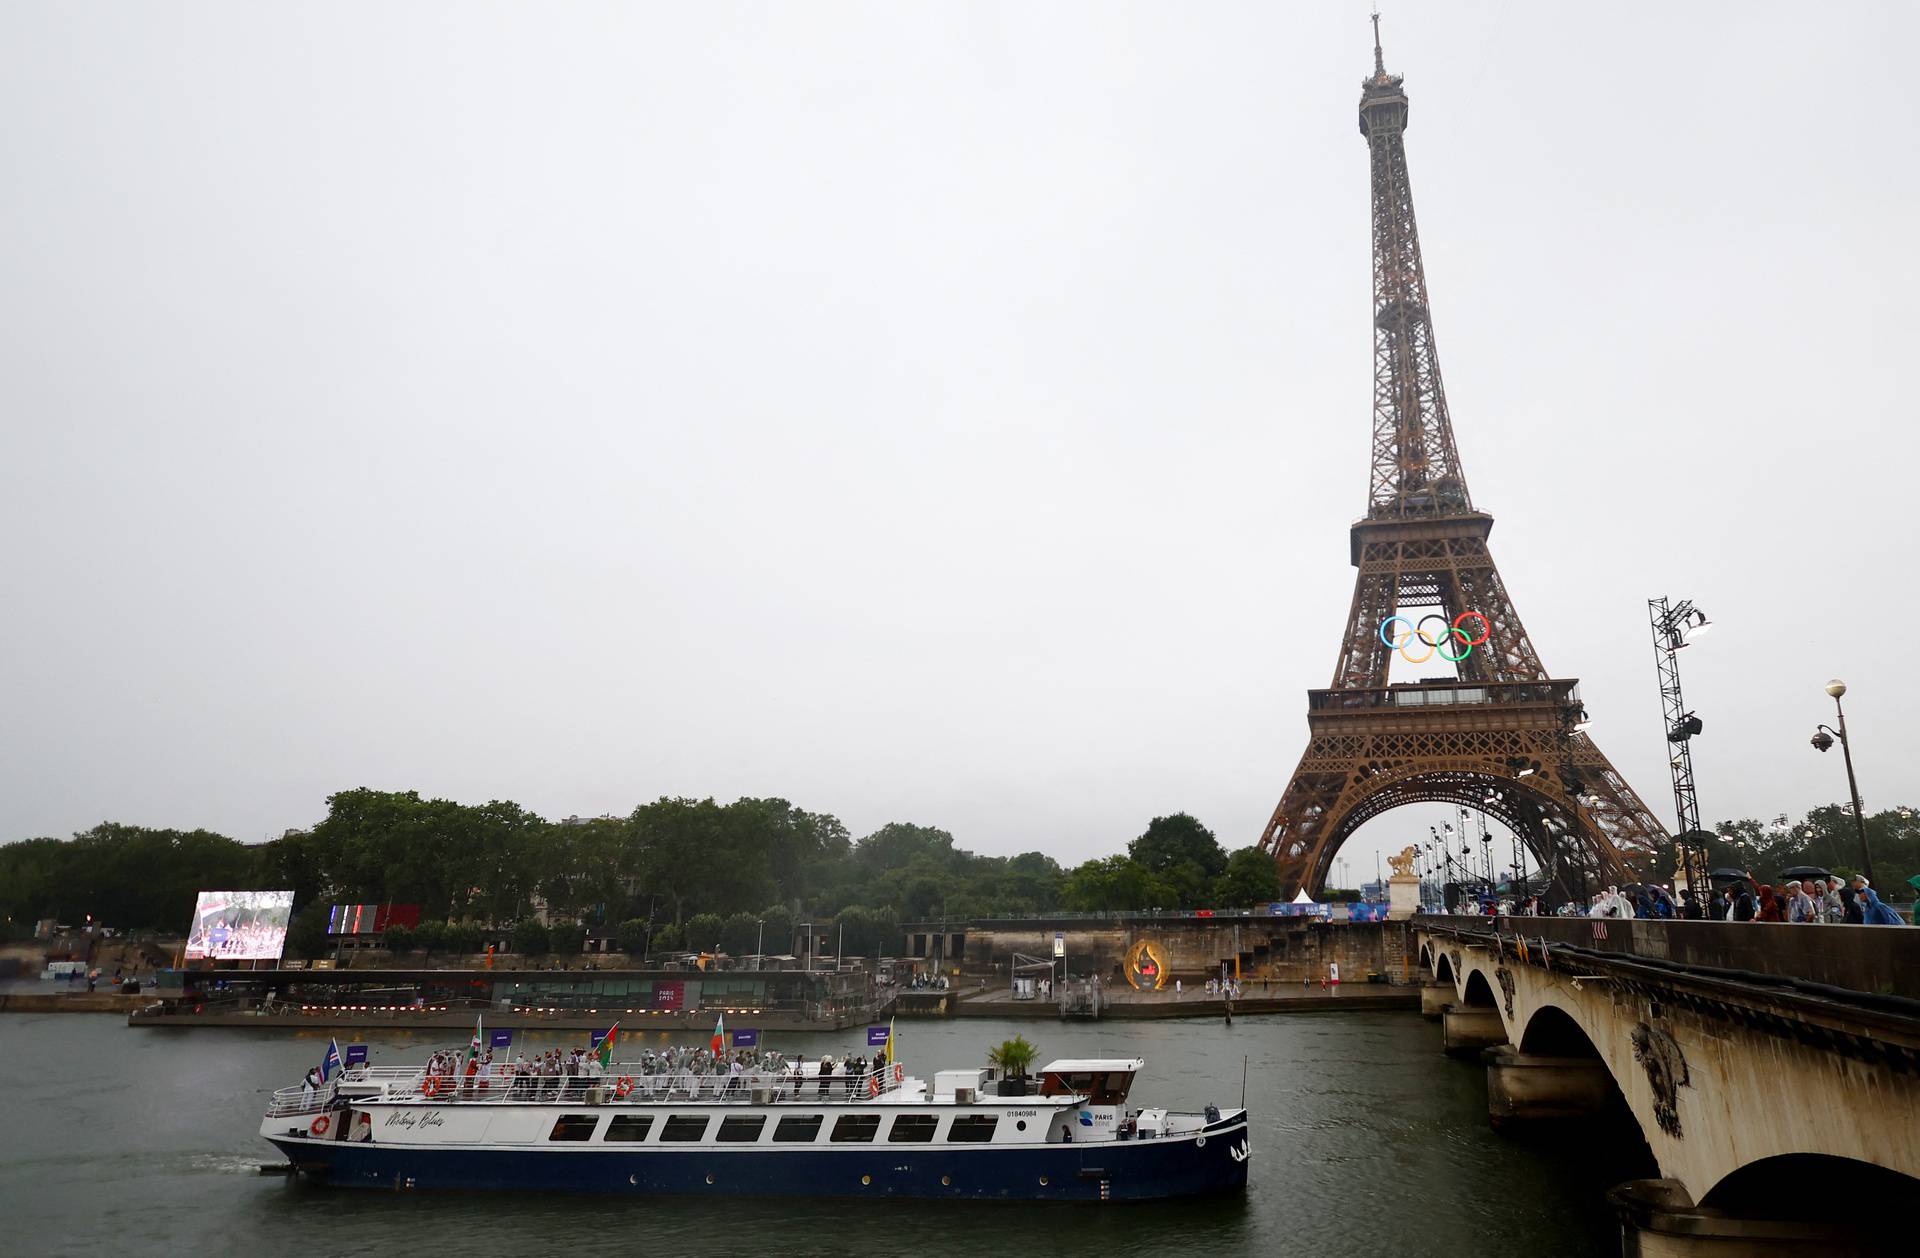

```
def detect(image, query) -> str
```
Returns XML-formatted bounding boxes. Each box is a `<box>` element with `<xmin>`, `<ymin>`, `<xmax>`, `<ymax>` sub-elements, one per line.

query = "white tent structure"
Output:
<box><xmin>1290</xmin><ymin>888</ymin><xmax>1316</xmax><ymax>904</ymax></box>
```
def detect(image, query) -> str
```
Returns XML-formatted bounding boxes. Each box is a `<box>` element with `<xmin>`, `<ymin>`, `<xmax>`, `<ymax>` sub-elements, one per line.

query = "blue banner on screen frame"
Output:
<box><xmin>590</xmin><ymin>1029</ymin><xmax>609</xmax><ymax>1048</ymax></box>
<box><xmin>1267</xmin><ymin>902</ymin><xmax>1332</xmax><ymax>918</ymax></box>
<box><xmin>1348</xmin><ymin>902</ymin><xmax>1392</xmax><ymax>923</ymax></box>
<box><xmin>490</xmin><ymin>1029</ymin><xmax>514</xmax><ymax>1049</ymax></box>
<box><xmin>731</xmin><ymin>1028</ymin><xmax>759</xmax><ymax>1048</ymax></box>
<box><xmin>867</xmin><ymin>1025</ymin><xmax>890</xmax><ymax>1047</ymax></box>
<box><xmin>344</xmin><ymin>1044</ymin><xmax>369</xmax><ymax>1066</ymax></box>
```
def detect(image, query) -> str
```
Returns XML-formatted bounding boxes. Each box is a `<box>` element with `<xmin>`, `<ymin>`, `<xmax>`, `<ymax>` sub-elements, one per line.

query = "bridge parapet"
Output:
<box><xmin>1417</xmin><ymin>913</ymin><xmax>1917</xmax><ymax>998</ymax></box>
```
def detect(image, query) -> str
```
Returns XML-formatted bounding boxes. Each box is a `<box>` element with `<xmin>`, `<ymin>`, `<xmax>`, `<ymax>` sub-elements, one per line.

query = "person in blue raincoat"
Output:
<box><xmin>1852</xmin><ymin>877</ymin><xmax>1904</xmax><ymax>926</ymax></box>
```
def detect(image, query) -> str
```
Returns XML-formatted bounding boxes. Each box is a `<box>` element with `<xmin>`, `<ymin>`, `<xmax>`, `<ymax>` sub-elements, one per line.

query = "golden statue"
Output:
<box><xmin>1387</xmin><ymin>845</ymin><xmax>1417</xmax><ymax>877</ymax></box>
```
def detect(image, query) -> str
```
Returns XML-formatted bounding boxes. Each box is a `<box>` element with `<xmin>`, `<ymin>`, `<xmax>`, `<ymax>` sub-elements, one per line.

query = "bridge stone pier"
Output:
<box><xmin>1415</xmin><ymin>916</ymin><xmax>1920</xmax><ymax>1255</ymax></box>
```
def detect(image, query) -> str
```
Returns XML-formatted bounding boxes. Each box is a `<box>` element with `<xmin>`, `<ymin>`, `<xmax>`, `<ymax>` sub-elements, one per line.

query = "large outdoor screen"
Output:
<box><xmin>183</xmin><ymin>890</ymin><xmax>295</xmax><ymax>961</ymax></box>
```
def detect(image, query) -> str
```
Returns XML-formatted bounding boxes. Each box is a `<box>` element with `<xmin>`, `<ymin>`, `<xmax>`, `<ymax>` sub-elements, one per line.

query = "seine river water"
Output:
<box><xmin>1</xmin><ymin>1010</ymin><xmax>1646</xmax><ymax>1256</ymax></box>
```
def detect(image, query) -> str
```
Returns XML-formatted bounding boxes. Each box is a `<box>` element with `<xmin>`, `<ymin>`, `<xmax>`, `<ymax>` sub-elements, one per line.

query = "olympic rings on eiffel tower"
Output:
<box><xmin>1379</xmin><ymin>611</ymin><xmax>1491</xmax><ymax>664</ymax></box>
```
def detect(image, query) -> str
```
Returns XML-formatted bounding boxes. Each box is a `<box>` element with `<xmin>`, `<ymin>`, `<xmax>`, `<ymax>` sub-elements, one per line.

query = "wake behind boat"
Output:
<box><xmin>261</xmin><ymin>1039</ymin><xmax>1249</xmax><ymax>1202</ymax></box>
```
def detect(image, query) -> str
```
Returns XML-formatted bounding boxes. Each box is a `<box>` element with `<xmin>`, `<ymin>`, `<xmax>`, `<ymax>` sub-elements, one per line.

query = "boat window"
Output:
<box><xmin>548</xmin><ymin>1114</ymin><xmax>599</xmax><ymax>1142</ymax></box>
<box><xmin>829</xmin><ymin>1114</ymin><xmax>881</xmax><ymax>1143</ymax></box>
<box><xmin>887</xmin><ymin>1115</ymin><xmax>938</xmax><ymax>1143</ymax></box>
<box><xmin>947</xmin><ymin>1115</ymin><xmax>998</xmax><ymax>1143</ymax></box>
<box><xmin>716</xmin><ymin>1115</ymin><xmax>767</xmax><ymax>1143</ymax></box>
<box><xmin>660</xmin><ymin>1115</ymin><xmax>711</xmax><ymax>1142</ymax></box>
<box><xmin>773</xmin><ymin>1114</ymin><xmax>824</xmax><ymax>1143</ymax></box>
<box><xmin>605</xmin><ymin>1115</ymin><xmax>654</xmax><ymax>1143</ymax></box>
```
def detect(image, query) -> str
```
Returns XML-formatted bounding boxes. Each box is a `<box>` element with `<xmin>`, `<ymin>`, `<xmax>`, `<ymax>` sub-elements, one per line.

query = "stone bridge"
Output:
<box><xmin>1413</xmin><ymin>915</ymin><xmax>1919</xmax><ymax>1255</ymax></box>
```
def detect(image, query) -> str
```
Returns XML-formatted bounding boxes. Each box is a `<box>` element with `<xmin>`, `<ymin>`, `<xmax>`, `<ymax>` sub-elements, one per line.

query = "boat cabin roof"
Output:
<box><xmin>1036</xmin><ymin>1058</ymin><xmax>1144</xmax><ymax>1075</ymax></box>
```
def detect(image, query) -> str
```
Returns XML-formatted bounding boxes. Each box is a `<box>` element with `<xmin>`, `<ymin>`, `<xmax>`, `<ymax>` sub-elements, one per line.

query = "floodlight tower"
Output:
<box><xmin>1649</xmin><ymin>597</ymin><xmax>1712</xmax><ymax>897</ymax></box>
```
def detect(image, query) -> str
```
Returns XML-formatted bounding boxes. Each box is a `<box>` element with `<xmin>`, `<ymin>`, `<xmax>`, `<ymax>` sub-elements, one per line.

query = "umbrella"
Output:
<box><xmin>1780</xmin><ymin>865</ymin><xmax>1831</xmax><ymax>883</ymax></box>
<box><xmin>1708</xmin><ymin>867</ymin><xmax>1748</xmax><ymax>885</ymax></box>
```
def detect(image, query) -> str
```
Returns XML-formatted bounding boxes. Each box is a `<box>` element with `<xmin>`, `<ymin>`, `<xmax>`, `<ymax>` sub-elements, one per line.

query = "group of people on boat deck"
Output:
<box><xmin>401</xmin><ymin>1044</ymin><xmax>895</xmax><ymax>1103</ymax></box>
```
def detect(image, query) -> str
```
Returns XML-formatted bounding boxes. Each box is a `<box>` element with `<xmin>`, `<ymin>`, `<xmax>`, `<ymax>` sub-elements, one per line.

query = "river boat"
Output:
<box><xmin>260</xmin><ymin>1052</ymin><xmax>1250</xmax><ymax>1201</ymax></box>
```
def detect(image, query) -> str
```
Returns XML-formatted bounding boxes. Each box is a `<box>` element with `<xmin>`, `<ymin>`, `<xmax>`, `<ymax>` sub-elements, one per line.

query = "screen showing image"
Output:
<box><xmin>183</xmin><ymin>890</ymin><xmax>294</xmax><ymax>961</ymax></box>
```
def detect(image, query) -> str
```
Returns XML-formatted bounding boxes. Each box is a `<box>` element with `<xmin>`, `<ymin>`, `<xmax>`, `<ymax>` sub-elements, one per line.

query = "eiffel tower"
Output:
<box><xmin>1256</xmin><ymin>21</ymin><xmax>1668</xmax><ymax>901</ymax></box>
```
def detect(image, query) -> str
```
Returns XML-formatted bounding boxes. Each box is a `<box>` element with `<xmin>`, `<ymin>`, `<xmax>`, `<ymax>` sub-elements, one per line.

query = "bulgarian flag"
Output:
<box><xmin>595</xmin><ymin>1023</ymin><xmax>620</xmax><ymax>1069</ymax></box>
<box><xmin>466</xmin><ymin>1015</ymin><xmax>483</xmax><ymax>1067</ymax></box>
<box><xmin>710</xmin><ymin>1011</ymin><xmax>725</xmax><ymax>1055</ymax></box>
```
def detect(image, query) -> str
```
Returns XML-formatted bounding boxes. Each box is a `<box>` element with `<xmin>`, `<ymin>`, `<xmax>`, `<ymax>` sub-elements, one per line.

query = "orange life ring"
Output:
<box><xmin>423</xmin><ymin>1075</ymin><xmax>444</xmax><ymax>1098</ymax></box>
<box><xmin>310</xmin><ymin>1114</ymin><xmax>330</xmax><ymax>1136</ymax></box>
<box><xmin>893</xmin><ymin>1063</ymin><xmax>904</xmax><ymax>1084</ymax></box>
<box><xmin>615</xmin><ymin>1077</ymin><xmax>634</xmax><ymax>1098</ymax></box>
<box><xmin>868</xmin><ymin>1074</ymin><xmax>880</xmax><ymax>1097</ymax></box>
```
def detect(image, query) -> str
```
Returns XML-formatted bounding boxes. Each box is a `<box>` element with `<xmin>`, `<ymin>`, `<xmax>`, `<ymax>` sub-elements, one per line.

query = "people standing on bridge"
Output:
<box><xmin>1823</xmin><ymin>878</ymin><xmax>1847</xmax><ymax>924</ymax></box>
<box><xmin>1838</xmin><ymin>881</ymin><xmax>1864</xmax><ymax>925</ymax></box>
<box><xmin>1754</xmin><ymin>884</ymin><xmax>1783</xmax><ymax>923</ymax></box>
<box><xmin>1785</xmin><ymin>880</ymin><xmax>1817</xmax><ymax>924</ymax></box>
<box><xmin>1855</xmin><ymin>878</ymin><xmax>1905</xmax><ymax>926</ymax></box>
<box><xmin>1725</xmin><ymin>883</ymin><xmax>1755</xmax><ymax>922</ymax></box>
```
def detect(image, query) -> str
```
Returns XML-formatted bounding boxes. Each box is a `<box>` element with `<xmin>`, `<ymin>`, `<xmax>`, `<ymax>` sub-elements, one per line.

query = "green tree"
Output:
<box><xmin>443</xmin><ymin>921</ymin><xmax>484</xmax><ymax>955</ymax></box>
<box><xmin>1128</xmin><ymin>814</ymin><xmax>1226</xmax><ymax>878</ymax></box>
<box><xmin>832</xmin><ymin>905</ymin><xmax>899</xmax><ymax>957</ymax></box>
<box><xmin>511</xmin><ymin>919</ymin><xmax>548</xmax><ymax>955</ymax></box>
<box><xmin>381</xmin><ymin>924</ymin><xmax>416</xmax><ymax>953</ymax></box>
<box><xmin>284</xmin><ymin>901</ymin><xmax>330</xmax><ymax>960</ymax></box>
<box><xmin>547</xmin><ymin>921</ymin><xmax>586</xmax><ymax>956</ymax></box>
<box><xmin>412</xmin><ymin>921</ymin><xmax>448</xmax><ymax>955</ymax></box>
<box><xmin>1213</xmin><ymin>847</ymin><xmax>1282</xmax><ymax>907</ymax></box>
<box><xmin>719</xmin><ymin>912</ymin><xmax>761</xmax><ymax>957</ymax></box>
<box><xmin>758</xmin><ymin>904</ymin><xmax>795</xmax><ymax>955</ymax></box>
<box><xmin>0</xmin><ymin>823</ymin><xmax>256</xmax><ymax>932</ymax></box>
<box><xmin>683</xmin><ymin>912</ymin><xmax>725</xmax><ymax>953</ymax></box>
<box><xmin>615</xmin><ymin>918</ymin><xmax>651</xmax><ymax>956</ymax></box>
<box><xmin>1060</xmin><ymin>856</ymin><xmax>1166</xmax><ymax>912</ymax></box>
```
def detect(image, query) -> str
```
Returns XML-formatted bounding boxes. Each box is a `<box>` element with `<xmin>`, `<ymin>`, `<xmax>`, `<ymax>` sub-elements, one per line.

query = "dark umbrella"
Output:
<box><xmin>1780</xmin><ymin>865</ymin><xmax>1831</xmax><ymax>883</ymax></box>
<box><xmin>1708</xmin><ymin>867</ymin><xmax>1748</xmax><ymax>885</ymax></box>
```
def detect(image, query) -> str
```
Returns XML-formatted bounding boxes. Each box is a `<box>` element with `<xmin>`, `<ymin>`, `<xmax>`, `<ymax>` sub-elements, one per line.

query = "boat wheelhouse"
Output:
<box><xmin>261</xmin><ymin>1052</ymin><xmax>1249</xmax><ymax>1201</ymax></box>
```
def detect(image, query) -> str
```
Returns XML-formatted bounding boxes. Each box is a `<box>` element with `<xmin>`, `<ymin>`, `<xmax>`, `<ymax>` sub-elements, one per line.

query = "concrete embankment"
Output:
<box><xmin>0</xmin><ymin>993</ymin><xmax>148</xmax><ymax>1014</ymax></box>
<box><xmin>125</xmin><ymin>1005</ymin><xmax>888</xmax><ymax>1032</ymax></box>
<box><xmin>906</xmin><ymin>989</ymin><xmax>1419</xmax><ymax>1019</ymax></box>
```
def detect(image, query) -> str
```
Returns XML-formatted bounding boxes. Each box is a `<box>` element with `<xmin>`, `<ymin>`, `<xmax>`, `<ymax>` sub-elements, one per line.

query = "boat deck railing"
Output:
<box><xmin>266</xmin><ymin>1063</ymin><xmax>909</xmax><ymax>1117</ymax></box>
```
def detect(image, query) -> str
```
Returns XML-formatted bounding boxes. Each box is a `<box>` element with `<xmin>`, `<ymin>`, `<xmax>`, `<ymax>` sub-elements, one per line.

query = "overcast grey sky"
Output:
<box><xmin>2</xmin><ymin>3</ymin><xmax>1915</xmax><ymax>876</ymax></box>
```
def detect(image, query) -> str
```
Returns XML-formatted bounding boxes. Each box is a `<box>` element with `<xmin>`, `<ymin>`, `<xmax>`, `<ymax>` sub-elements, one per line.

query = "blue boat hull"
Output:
<box><xmin>269</xmin><ymin>1118</ymin><xmax>1250</xmax><ymax>1202</ymax></box>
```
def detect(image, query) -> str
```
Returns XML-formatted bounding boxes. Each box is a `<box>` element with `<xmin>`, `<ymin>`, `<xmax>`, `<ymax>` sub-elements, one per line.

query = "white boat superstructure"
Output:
<box><xmin>260</xmin><ymin>1054</ymin><xmax>1250</xmax><ymax>1199</ymax></box>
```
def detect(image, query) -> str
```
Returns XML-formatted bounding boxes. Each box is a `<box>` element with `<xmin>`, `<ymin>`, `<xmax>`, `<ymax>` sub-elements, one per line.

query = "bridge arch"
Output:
<box><xmin>1701</xmin><ymin>1154</ymin><xmax>1919</xmax><ymax>1235</ymax></box>
<box><xmin>1460</xmin><ymin>969</ymin><xmax>1498</xmax><ymax>1009</ymax></box>
<box><xmin>1432</xmin><ymin>950</ymin><xmax>1454</xmax><ymax>984</ymax></box>
<box><xmin>1517</xmin><ymin>1004</ymin><xmax>1601</xmax><ymax>1058</ymax></box>
<box><xmin>1280</xmin><ymin>771</ymin><xmax>1614</xmax><ymax>901</ymax></box>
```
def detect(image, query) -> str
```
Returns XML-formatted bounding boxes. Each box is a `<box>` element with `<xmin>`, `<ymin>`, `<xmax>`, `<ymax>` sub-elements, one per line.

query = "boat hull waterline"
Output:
<box><xmin>268</xmin><ymin>1115</ymin><xmax>1249</xmax><ymax>1200</ymax></box>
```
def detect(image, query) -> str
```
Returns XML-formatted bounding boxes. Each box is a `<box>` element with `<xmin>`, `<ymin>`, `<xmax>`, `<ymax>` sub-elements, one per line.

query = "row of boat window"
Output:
<box><xmin>547</xmin><ymin>1112</ymin><xmax>1002</xmax><ymax>1144</ymax></box>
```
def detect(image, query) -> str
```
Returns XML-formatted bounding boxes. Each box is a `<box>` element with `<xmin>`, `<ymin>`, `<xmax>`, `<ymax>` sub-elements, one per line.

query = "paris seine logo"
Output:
<box><xmin>1379</xmin><ymin>611</ymin><xmax>1490</xmax><ymax>664</ymax></box>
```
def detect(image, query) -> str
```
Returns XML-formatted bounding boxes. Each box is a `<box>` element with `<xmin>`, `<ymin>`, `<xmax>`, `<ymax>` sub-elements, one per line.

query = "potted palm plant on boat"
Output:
<box><xmin>988</xmin><ymin>1035</ymin><xmax>1038</xmax><ymax>1097</ymax></box>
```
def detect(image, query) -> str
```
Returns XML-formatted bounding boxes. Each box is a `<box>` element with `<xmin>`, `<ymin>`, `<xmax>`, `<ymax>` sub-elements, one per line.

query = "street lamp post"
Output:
<box><xmin>1812</xmin><ymin>679</ymin><xmax>1875</xmax><ymax>883</ymax></box>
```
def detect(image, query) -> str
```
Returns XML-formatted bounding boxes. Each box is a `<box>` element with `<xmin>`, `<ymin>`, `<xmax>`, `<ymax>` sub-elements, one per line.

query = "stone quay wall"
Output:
<box><xmin>920</xmin><ymin>917</ymin><xmax>1412</xmax><ymax>986</ymax></box>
